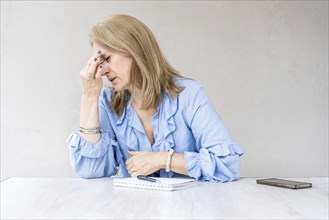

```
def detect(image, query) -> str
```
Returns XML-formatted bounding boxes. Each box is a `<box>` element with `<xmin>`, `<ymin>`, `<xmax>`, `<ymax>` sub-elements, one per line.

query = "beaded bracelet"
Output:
<box><xmin>165</xmin><ymin>149</ymin><xmax>174</xmax><ymax>172</ymax></box>
<box><xmin>79</xmin><ymin>126</ymin><xmax>102</xmax><ymax>134</ymax></box>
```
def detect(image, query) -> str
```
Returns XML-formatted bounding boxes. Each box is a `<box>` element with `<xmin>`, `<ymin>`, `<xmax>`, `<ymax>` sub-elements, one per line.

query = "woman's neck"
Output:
<box><xmin>130</xmin><ymin>90</ymin><xmax>143</xmax><ymax>110</ymax></box>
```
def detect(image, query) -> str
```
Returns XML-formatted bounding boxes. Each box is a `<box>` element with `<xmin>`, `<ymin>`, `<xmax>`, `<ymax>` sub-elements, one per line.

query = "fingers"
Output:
<box><xmin>80</xmin><ymin>50</ymin><xmax>104</xmax><ymax>80</ymax></box>
<box><xmin>125</xmin><ymin>159</ymin><xmax>133</xmax><ymax>171</ymax></box>
<box><xmin>88</xmin><ymin>50</ymin><xmax>104</xmax><ymax>79</ymax></box>
<box><xmin>80</xmin><ymin>57</ymin><xmax>93</xmax><ymax>78</ymax></box>
<box><xmin>131</xmin><ymin>171</ymin><xmax>140</xmax><ymax>177</ymax></box>
<box><xmin>128</xmin><ymin>168</ymin><xmax>141</xmax><ymax>177</ymax></box>
<box><xmin>128</xmin><ymin>150</ymin><xmax>138</xmax><ymax>155</ymax></box>
<box><xmin>125</xmin><ymin>151</ymin><xmax>140</xmax><ymax>169</ymax></box>
<box><xmin>95</xmin><ymin>64</ymin><xmax>103</xmax><ymax>79</ymax></box>
<box><xmin>126</xmin><ymin>158</ymin><xmax>138</xmax><ymax>176</ymax></box>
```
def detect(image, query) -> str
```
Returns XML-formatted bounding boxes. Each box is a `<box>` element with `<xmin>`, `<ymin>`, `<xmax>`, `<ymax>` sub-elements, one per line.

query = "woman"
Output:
<box><xmin>67</xmin><ymin>14</ymin><xmax>244</xmax><ymax>182</ymax></box>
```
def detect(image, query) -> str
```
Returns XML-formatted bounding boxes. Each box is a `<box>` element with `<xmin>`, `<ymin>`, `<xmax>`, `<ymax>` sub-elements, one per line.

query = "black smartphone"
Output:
<box><xmin>256</xmin><ymin>178</ymin><xmax>312</xmax><ymax>189</ymax></box>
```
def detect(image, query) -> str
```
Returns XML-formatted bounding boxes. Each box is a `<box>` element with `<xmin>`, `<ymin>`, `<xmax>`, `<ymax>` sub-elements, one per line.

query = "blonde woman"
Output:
<box><xmin>67</xmin><ymin>15</ymin><xmax>244</xmax><ymax>182</ymax></box>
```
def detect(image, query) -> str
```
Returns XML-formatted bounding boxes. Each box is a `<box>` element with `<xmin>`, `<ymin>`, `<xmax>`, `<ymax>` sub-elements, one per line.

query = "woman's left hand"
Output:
<box><xmin>126</xmin><ymin>151</ymin><xmax>166</xmax><ymax>177</ymax></box>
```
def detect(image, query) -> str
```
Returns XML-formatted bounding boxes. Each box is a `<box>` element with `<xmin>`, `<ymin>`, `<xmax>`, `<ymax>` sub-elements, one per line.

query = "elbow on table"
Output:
<box><xmin>227</xmin><ymin>169</ymin><xmax>241</xmax><ymax>182</ymax></box>
<box><xmin>219</xmin><ymin>158</ymin><xmax>242</xmax><ymax>182</ymax></box>
<box><xmin>77</xmin><ymin>171</ymin><xmax>102</xmax><ymax>179</ymax></box>
<box><xmin>73</xmin><ymin>164</ymin><xmax>116</xmax><ymax>179</ymax></box>
<box><xmin>219</xmin><ymin>154</ymin><xmax>242</xmax><ymax>182</ymax></box>
<box><xmin>205</xmin><ymin>155</ymin><xmax>242</xmax><ymax>182</ymax></box>
<box><xmin>74</xmin><ymin>167</ymin><xmax>101</xmax><ymax>179</ymax></box>
<box><xmin>208</xmin><ymin>170</ymin><xmax>240</xmax><ymax>183</ymax></box>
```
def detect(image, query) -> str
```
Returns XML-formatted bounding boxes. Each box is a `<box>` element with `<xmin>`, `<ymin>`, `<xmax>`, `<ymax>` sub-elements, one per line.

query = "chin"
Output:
<box><xmin>111</xmin><ymin>82</ymin><xmax>130</xmax><ymax>92</ymax></box>
<box><xmin>113</xmin><ymin>85</ymin><xmax>124</xmax><ymax>92</ymax></box>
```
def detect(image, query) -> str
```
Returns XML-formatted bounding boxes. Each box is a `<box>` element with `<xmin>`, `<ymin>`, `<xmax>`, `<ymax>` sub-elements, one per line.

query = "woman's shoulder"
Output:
<box><xmin>169</xmin><ymin>77</ymin><xmax>208</xmax><ymax>110</ymax></box>
<box><xmin>175</xmin><ymin>77</ymin><xmax>202</xmax><ymax>90</ymax></box>
<box><xmin>174</xmin><ymin>77</ymin><xmax>203</xmax><ymax>95</ymax></box>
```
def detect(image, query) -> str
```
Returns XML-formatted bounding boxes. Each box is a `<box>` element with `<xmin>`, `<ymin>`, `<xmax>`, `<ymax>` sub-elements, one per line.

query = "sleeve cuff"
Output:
<box><xmin>184</xmin><ymin>151</ymin><xmax>202</xmax><ymax>180</ymax></box>
<box><xmin>66</xmin><ymin>131</ymin><xmax>121</xmax><ymax>161</ymax></box>
<box><xmin>184</xmin><ymin>143</ymin><xmax>244</xmax><ymax>181</ymax></box>
<box><xmin>206</xmin><ymin>142</ymin><xmax>244</xmax><ymax>157</ymax></box>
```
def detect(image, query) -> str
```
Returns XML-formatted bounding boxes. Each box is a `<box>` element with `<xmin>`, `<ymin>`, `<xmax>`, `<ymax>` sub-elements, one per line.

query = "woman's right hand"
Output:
<box><xmin>78</xmin><ymin>50</ymin><xmax>105</xmax><ymax>144</ymax></box>
<box><xmin>80</xmin><ymin>50</ymin><xmax>105</xmax><ymax>98</ymax></box>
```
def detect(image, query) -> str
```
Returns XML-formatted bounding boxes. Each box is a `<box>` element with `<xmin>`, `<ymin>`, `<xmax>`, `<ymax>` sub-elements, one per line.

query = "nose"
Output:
<box><xmin>100</xmin><ymin>63</ymin><xmax>110</xmax><ymax>76</ymax></box>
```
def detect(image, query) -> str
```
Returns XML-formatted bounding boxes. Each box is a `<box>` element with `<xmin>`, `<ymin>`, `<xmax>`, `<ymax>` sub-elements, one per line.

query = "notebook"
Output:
<box><xmin>113</xmin><ymin>177</ymin><xmax>197</xmax><ymax>191</ymax></box>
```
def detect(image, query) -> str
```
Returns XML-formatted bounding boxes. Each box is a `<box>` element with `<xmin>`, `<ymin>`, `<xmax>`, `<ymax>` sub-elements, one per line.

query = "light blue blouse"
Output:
<box><xmin>66</xmin><ymin>78</ymin><xmax>244</xmax><ymax>182</ymax></box>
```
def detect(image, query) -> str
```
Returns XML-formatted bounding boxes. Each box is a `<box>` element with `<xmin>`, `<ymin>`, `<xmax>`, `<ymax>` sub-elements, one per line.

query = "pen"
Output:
<box><xmin>137</xmin><ymin>175</ymin><xmax>161</xmax><ymax>183</ymax></box>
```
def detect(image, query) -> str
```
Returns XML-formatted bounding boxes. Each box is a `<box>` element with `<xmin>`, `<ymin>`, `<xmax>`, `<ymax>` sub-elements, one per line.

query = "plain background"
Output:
<box><xmin>1</xmin><ymin>1</ymin><xmax>328</xmax><ymax>180</ymax></box>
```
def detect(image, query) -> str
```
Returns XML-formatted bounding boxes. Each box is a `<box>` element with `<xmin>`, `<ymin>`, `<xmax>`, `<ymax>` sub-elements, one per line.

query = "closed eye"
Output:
<box><xmin>106</xmin><ymin>56</ymin><xmax>111</xmax><ymax>62</ymax></box>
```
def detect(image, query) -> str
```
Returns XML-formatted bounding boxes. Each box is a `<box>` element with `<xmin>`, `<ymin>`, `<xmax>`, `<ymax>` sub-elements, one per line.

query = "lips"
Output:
<box><xmin>108</xmin><ymin>76</ymin><xmax>117</xmax><ymax>82</ymax></box>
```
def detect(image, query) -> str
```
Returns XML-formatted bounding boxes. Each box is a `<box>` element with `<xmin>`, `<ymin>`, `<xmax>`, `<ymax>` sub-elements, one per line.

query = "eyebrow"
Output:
<box><xmin>99</xmin><ymin>53</ymin><xmax>111</xmax><ymax>58</ymax></box>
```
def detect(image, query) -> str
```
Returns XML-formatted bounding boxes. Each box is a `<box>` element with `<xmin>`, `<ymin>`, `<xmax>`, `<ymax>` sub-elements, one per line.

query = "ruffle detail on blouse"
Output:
<box><xmin>184</xmin><ymin>143</ymin><xmax>244</xmax><ymax>181</ymax></box>
<box><xmin>159</xmin><ymin>93</ymin><xmax>179</xmax><ymax>178</ymax></box>
<box><xmin>113</xmin><ymin>92</ymin><xmax>180</xmax><ymax>178</ymax></box>
<box><xmin>115</xmin><ymin>104</ymin><xmax>140</xmax><ymax>152</ymax></box>
<box><xmin>115</xmin><ymin>102</ymin><xmax>127</xmax><ymax>126</ymax></box>
<box><xmin>66</xmin><ymin>132</ymin><xmax>122</xmax><ymax>164</ymax></box>
<box><xmin>203</xmin><ymin>142</ymin><xmax>244</xmax><ymax>157</ymax></box>
<box><xmin>161</xmin><ymin>93</ymin><xmax>178</xmax><ymax>152</ymax></box>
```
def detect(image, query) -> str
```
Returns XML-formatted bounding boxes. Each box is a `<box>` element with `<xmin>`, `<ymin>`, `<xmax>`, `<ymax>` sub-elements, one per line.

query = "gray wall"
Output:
<box><xmin>1</xmin><ymin>1</ymin><xmax>328</xmax><ymax>180</ymax></box>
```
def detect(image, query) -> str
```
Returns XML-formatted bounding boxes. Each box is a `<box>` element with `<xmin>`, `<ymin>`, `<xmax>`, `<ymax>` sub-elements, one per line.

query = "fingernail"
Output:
<box><xmin>93</xmin><ymin>57</ymin><xmax>97</xmax><ymax>62</ymax></box>
<box><xmin>97</xmin><ymin>50</ymin><xmax>101</xmax><ymax>54</ymax></box>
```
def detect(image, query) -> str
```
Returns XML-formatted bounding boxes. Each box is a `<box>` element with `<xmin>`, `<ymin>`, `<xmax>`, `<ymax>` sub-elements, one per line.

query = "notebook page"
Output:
<box><xmin>113</xmin><ymin>177</ymin><xmax>197</xmax><ymax>191</ymax></box>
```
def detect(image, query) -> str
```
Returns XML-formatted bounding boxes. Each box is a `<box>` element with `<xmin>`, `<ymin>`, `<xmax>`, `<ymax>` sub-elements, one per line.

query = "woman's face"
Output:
<box><xmin>93</xmin><ymin>43</ymin><xmax>133</xmax><ymax>92</ymax></box>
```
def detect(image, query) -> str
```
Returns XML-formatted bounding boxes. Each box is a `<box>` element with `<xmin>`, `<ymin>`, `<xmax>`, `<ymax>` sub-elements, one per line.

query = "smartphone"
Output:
<box><xmin>256</xmin><ymin>178</ymin><xmax>312</xmax><ymax>189</ymax></box>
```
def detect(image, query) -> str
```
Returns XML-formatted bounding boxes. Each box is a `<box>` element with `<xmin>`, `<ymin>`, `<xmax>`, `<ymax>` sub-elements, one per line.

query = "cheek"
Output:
<box><xmin>119</xmin><ymin>65</ymin><xmax>131</xmax><ymax>80</ymax></box>
<box><xmin>111</xmin><ymin>56</ymin><xmax>132</xmax><ymax>79</ymax></box>
<box><xmin>124</xmin><ymin>60</ymin><xmax>132</xmax><ymax>80</ymax></box>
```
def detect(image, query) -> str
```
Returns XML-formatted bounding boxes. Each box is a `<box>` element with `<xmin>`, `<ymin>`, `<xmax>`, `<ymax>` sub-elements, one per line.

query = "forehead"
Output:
<box><xmin>92</xmin><ymin>43</ymin><xmax>112</xmax><ymax>55</ymax></box>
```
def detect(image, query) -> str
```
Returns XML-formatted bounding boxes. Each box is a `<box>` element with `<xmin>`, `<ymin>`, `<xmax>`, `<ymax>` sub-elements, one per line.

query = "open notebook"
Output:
<box><xmin>113</xmin><ymin>177</ymin><xmax>197</xmax><ymax>191</ymax></box>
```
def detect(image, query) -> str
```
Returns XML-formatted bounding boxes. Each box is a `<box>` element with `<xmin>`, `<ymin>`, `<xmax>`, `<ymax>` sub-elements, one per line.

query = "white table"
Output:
<box><xmin>1</xmin><ymin>177</ymin><xmax>328</xmax><ymax>219</ymax></box>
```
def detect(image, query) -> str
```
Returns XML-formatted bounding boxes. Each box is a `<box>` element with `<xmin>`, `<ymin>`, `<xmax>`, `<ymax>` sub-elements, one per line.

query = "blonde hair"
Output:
<box><xmin>89</xmin><ymin>14</ymin><xmax>184</xmax><ymax>116</ymax></box>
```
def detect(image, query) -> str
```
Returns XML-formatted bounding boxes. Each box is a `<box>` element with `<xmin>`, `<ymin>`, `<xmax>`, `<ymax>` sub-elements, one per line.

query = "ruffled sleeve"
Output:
<box><xmin>184</xmin><ymin>143</ymin><xmax>244</xmax><ymax>182</ymax></box>
<box><xmin>181</xmin><ymin>81</ymin><xmax>244</xmax><ymax>182</ymax></box>
<box><xmin>66</xmin><ymin>132</ymin><xmax>122</xmax><ymax>179</ymax></box>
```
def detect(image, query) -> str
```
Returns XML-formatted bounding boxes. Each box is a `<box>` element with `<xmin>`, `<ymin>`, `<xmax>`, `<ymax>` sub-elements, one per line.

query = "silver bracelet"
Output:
<box><xmin>79</xmin><ymin>126</ymin><xmax>102</xmax><ymax>134</ymax></box>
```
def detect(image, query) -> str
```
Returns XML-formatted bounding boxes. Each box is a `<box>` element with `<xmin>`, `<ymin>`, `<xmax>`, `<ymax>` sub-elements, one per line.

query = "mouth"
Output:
<box><xmin>108</xmin><ymin>76</ymin><xmax>117</xmax><ymax>82</ymax></box>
